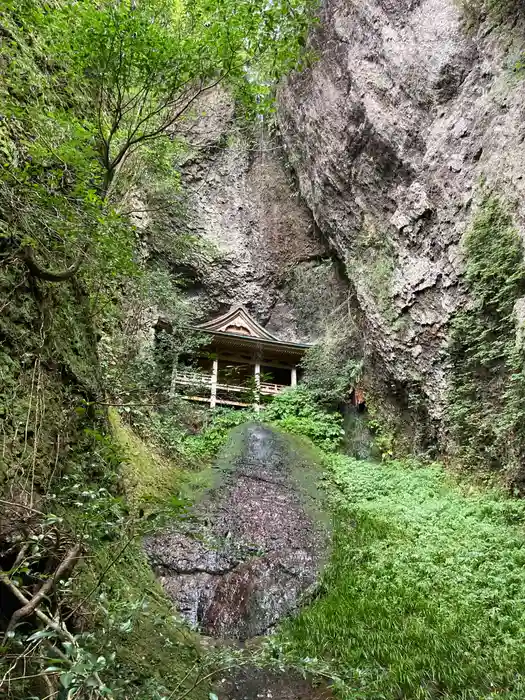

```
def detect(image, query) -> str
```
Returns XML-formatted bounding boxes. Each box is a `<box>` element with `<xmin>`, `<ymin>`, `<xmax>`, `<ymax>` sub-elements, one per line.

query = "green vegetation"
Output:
<box><xmin>110</xmin><ymin>409</ymin><xmax>186</xmax><ymax>508</ymax></box>
<box><xmin>353</xmin><ymin>221</ymin><xmax>397</xmax><ymax>325</ymax></box>
<box><xmin>300</xmin><ymin>306</ymin><xmax>363</xmax><ymax>408</ymax></box>
<box><xmin>267</xmin><ymin>448</ymin><xmax>525</xmax><ymax>699</ymax></box>
<box><xmin>367</xmin><ymin>253</ymin><xmax>396</xmax><ymax>320</ymax></box>
<box><xmin>1</xmin><ymin>0</ymin><xmax>317</xmax><ymax>283</ymax></box>
<box><xmin>59</xmin><ymin>418</ymin><xmax>210</xmax><ymax>700</ymax></box>
<box><xmin>0</xmin><ymin>0</ymin><xmax>318</xmax><ymax>696</ymax></box>
<box><xmin>177</xmin><ymin>387</ymin><xmax>345</xmax><ymax>460</ymax></box>
<box><xmin>4</xmin><ymin>0</ymin><xmax>525</xmax><ymax>697</ymax></box>
<box><xmin>460</xmin><ymin>0</ymin><xmax>523</xmax><ymax>30</ymax></box>
<box><xmin>263</xmin><ymin>386</ymin><xmax>345</xmax><ymax>451</ymax></box>
<box><xmin>0</xmin><ymin>409</ymin><xmax>208</xmax><ymax>699</ymax></box>
<box><xmin>134</xmin><ymin>389</ymin><xmax>525</xmax><ymax>699</ymax></box>
<box><xmin>447</xmin><ymin>195</ymin><xmax>525</xmax><ymax>481</ymax></box>
<box><xmin>66</xmin><ymin>541</ymin><xmax>204</xmax><ymax>700</ymax></box>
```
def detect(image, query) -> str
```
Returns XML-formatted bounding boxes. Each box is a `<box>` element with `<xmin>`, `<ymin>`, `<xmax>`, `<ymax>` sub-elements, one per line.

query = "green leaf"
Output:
<box><xmin>60</xmin><ymin>671</ymin><xmax>74</xmax><ymax>689</ymax></box>
<box><xmin>26</xmin><ymin>629</ymin><xmax>58</xmax><ymax>641</ymax></box>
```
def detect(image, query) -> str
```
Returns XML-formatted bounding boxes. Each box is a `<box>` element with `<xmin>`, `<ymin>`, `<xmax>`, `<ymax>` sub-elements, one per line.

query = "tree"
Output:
<box><xmin>2</xmin><ymin>0</ymin><xmax>317</xmax><ymax>280</ymax></box>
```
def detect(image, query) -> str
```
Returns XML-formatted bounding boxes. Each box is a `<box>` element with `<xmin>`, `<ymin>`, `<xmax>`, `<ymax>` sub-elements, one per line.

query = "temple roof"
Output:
<box><xmin>195</xmin><ymin>305</ymin><xmax>310</xmax><ymax>355</ymax></box>
<box><xmin>197</xmin><ymin>305</ymin><xmax>281</xmax><ymax>342</ymax></box>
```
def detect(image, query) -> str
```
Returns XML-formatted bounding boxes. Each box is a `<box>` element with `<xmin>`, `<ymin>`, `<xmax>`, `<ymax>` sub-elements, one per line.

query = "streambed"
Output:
<box><xmin>145</xmin><ymin>423</ymin><xmax>332</xmax><ymax>698</ymax></box>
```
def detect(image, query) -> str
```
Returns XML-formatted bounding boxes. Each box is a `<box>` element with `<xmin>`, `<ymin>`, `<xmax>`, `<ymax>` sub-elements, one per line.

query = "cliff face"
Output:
<box><xmin>177</xmin><ymin>89</ymin><xmax>346</xmax><ymax>343</ymax></box>
<box><xmin>278</xmin><ymin>0</ymin><xmax>525</xmax><ymax>424</ymax></box>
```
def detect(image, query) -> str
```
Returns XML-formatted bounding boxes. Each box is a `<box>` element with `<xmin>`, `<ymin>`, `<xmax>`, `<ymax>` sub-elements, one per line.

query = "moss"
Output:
<box><xmin>61</xmin><ymin>414</ymin><xmax>213</xmax><ymax>698</ymax></box>
<box><xmin>447</xmin><ymin>195</ymin><xmax>525</xmax><ymax>483</ymax></box>
<box><xmin>353</xmin><ymin>221</ymin><xmax>397</xmax><ymax>324</ymax></box>
<box><xmin>0</xmin><ymin>260</ymin><xmax>104</xmax><ymax>498</ymax></box>
<box><xmin>367</xmin><ymin>253</ymin><xmax>395</xmax><ymax>317</ymax></box>
<box><xmin>71</xmin><ymin>539</ymin><xmax>204</xmax><ymax>699</ymax></box>
<box><xmin>460</xmin><ymin>0</ymin><xmax>523</xmax><ymax>31</ymax></box>
<box><xmin>110</xmin><ymin>410</ymin><xmax>185</xmax><ymax>508</ymax></box>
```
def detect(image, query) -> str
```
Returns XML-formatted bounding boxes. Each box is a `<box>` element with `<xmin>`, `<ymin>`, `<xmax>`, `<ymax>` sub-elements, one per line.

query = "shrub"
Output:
<box><xmin>264</xmin><ymin>386</ymin><xmax>344</xmax><ymax>452</ymax></box>
<box><xmin>183</xmin><ymin>407</ymin><xmax>258</xmax><ymax>460</ymax></box>
<box><xmin>300</xmin><ymin>301</ymin><xmax>363</xmax><ymax>408</ymax></box>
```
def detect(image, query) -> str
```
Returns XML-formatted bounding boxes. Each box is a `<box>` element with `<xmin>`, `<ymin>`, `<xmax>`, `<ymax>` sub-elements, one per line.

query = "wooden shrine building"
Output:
<box><xmin>172</xmin><ymin>305</ymin><xmax>310</xmax><ymax>409</ymax></box>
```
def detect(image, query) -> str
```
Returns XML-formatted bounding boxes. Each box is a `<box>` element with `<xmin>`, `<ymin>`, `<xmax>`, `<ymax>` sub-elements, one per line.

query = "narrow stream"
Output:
<box><xmin>145</xmin><ymin>423</ymin><xmax>333</xmax><ymax>698</ymax></box>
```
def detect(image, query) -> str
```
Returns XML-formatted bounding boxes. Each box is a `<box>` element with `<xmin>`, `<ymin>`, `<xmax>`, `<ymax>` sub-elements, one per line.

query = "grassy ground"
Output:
<box><xmin>277</xmin><ymin>454</ymin><xmax>525</xmax><ymax>700</ymax></box>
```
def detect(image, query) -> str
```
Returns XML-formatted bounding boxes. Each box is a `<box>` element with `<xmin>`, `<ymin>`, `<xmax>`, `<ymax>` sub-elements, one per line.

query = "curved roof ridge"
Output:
<box><xmin>195</xmin><ymin>304</ymin><xmax>280</xmax><ymax>341</ymax></box>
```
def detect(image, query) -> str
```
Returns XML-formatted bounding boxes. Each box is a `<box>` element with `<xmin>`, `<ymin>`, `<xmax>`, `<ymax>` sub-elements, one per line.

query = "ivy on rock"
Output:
<box><xmin>447</xmin><ymin>195</ymin><xmax>525</xmax><ymax>483</ymax></box>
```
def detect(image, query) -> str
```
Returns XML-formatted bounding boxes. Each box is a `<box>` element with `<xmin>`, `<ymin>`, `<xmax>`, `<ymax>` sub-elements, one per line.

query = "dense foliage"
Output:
<box><xmin>173</xmin><ymin>387</ymin><xmax>345</xmax><ymax>460</ymax></box>
<box><xmin>301</xmin><ymin>326</ymin><xmax>363</xmax><ymax>408</ymax></box>
<box><xmin>447</xmin><ymin>196</ymin><xmax>525</xmax><ymax>483</ymax></box>
<box><xmin>0</xmin><ymin>0</ymin><xmax>318</xmax><ymax>697</ymax></box>
<box><xmin>5</xmin><ymin>0</ymin><xmax>525</xmax><ymax>697</ymax></box>
<box><xmin>1</xmin><ymin>0</ymin><xmax>317</xmax><ymax>283</ymax></box>
<box><xmin>276</xmin><ymin>454</ymin><xmax>525</xmax><ymax>699</ymax></box>
<box><xmin>263</xmin><ymin>386</ymin><xmax>344</xmax><ymax>451</ymax></box>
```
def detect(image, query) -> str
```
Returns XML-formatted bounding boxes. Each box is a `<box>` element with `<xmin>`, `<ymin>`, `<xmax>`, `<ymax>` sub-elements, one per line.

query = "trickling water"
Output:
<box><xmin>145</xmin><ymin>424</ymin><xmax>333</xmax><ymax>698</ymax></box>
<box><xmin>245</xmin><ymin>423</ymin><xmax>275</xmax><ymax>460</ymax></box>
<box><xmin>145</xmin><ymin>423</ymin><xmax>329</xmax><ymax>640</ymax></box>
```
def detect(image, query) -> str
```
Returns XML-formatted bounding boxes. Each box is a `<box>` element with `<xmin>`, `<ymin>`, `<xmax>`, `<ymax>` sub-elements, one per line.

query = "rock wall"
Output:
<box><xmin>178</xmin><ymin>89</ymin><xmax>346</xmax><ymax>343</ymax></box>
<box><xmin>278</xmin><ymin>0</ymin><xmax>525</xmax><ymax>425</ymax></box>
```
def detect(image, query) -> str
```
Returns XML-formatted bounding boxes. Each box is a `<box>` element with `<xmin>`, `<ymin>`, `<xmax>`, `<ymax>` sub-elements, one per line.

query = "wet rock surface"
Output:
<box><xmin>213</xmin><ymin>667</ymin><xmax>335</xmax><ymax>700</ymax></box>
<box><xmin>145</xmin><ymin>424</ymin><xmax>329</xmax><ymax>640</ymax></box>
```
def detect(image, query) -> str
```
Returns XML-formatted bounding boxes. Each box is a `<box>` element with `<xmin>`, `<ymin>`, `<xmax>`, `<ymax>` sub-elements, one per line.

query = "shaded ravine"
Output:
<box><xmin>145</xmin><ymin>424</ymin><xmax>333</xmax><ymax>697</ymax></box>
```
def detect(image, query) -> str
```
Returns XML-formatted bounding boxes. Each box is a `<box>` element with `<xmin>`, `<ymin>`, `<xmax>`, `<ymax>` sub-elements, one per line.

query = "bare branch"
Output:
<box><xmin>3</xmin><ymin>544</ymin><xmax>82</xmax><ymax>637</ymax></box>
<box><xmin>0</xmin><ymin>499</ymin><xmax>45</xmax><ymax>517</ymax></box>
<box><xmin>21</xmin><ymin>243</ymin><xmax>88</xmax><ymax>283</ymax></box>
<box><xmin>0</xmin><ymin>571</ymin><xmax>75</xmax><ymax>644</ymax></box>
<box><xmin>109</xmin><ymin>73</ymin><xmax>227</xmax><ymax>182</ymax></box>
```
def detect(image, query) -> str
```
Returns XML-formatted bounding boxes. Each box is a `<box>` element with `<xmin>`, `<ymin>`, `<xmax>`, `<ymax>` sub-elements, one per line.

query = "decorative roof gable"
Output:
<box><xmin>195</xmin><ymin>305</ymin><xmax>279</xmax><ymax>341</ymax></box>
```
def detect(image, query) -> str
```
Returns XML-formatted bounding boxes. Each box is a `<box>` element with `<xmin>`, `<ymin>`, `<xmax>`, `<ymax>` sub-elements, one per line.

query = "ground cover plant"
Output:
<box><xmin>275</xmin><ymin>452</ymin><xmax>525</xmax><ymax>699</ymax></box>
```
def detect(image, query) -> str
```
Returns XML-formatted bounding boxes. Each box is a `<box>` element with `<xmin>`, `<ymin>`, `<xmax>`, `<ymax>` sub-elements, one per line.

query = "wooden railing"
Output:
<box><xmin>174</xmin><ymin>371</ymin><xmax>288</xmax><ymax>397</ymax></box>
<box><xmin>174</xmin><ymin>370</ymin><xmax>211</xmax><ymax>387</ymax></box>
<box><xmin>260</xmin><ymin>382</ymin><xmax>287</xmax><ymax>395</ymax></box>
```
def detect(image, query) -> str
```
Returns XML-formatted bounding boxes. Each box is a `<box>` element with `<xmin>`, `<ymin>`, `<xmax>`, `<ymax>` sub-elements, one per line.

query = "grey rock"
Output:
<box><xmin>177</xmin><ymin>88</ymin><xmax>347</xmax><ymax>342</ymax></box>
<box><xmin>145</xmin><ymin>425</ymin><xmax>329</xmax><ymax>640</ymax></box>
<box><xmin>214</xmin><ymin>666</ymin><xmax>335</xmax><ymax>699</ymax></box>
<box><xmin>277</xmin><ymin>0</ymin><xmax>525</xmax><ymax>432</ymax></box>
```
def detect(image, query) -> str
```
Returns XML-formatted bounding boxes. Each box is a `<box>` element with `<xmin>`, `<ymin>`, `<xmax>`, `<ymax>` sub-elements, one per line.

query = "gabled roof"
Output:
<box><xmin>195</xmin><ymin>305</ymin><xmax>280</xmax><ymax>342</ymax></box>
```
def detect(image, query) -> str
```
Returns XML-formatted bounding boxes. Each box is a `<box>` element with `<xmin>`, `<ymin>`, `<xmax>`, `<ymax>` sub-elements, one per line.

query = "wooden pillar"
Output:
<box><xmin>254</xmin><ymin>361</ymin><xmax>261</xmax><ymax>412</ymax></box>
<box><xmin>169</xmin><ymin>357</ymin><xmax>179</xmax><ymax>399</ymax></box>
<box><xmin>291</xmin><ymin>366</ymin><xmax>297</xmax><ymax>387</ymax></box>
<box><xmin>210</xmin><ymin>357</ymin><xmax>218</xmax><ymax>408</ymax></box>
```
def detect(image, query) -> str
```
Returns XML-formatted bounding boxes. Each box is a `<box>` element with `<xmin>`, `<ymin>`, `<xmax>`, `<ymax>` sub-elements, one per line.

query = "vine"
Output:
<box><xmin>447</xmin><ymin>195</ymin><xmax>525</xmax><ymax>483</ymax></box>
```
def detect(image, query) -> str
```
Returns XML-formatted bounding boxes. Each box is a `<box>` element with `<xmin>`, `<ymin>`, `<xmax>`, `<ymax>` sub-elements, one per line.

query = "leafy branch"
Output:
<box><xmin>9</xmin><ymin>0</ymin><xmax>317</xmax><ymax>282</ymax></box>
